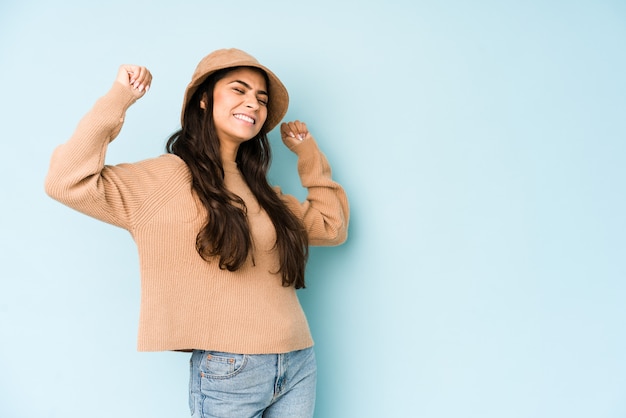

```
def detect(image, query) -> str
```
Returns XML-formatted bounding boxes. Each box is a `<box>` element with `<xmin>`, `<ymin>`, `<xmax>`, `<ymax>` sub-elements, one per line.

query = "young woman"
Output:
<box><xmin>45</xmin><ymin>48</ymin><xmax>349</xmax><ymax>417</ymax></box>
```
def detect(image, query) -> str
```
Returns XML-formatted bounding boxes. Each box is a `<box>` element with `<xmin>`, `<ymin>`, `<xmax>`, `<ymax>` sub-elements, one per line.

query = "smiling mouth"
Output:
<box><xmin>234</xmin><ymin>114</ymin><xmax>255</xmax><ymax>124</ymax></box>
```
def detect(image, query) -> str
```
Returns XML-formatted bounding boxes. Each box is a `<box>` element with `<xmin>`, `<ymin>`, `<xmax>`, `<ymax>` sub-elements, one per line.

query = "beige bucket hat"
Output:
<box><xmin>181</xmin><ymin>48</ymin><xmax>289</xmax><ymax>133</ymax></box>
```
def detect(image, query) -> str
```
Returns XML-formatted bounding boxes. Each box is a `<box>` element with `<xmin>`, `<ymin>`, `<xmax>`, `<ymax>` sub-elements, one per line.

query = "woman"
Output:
<box><xmin>45</xmin><ymin>48</ymin><xmax>349</xmax><ymax>417</ymax></box>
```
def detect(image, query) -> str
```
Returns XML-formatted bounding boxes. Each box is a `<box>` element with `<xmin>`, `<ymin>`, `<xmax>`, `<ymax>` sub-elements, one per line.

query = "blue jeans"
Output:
<box><xmin>189</xmin><ymin>347</ymin><xmax>316</xmax><ymax>418</ymax></box>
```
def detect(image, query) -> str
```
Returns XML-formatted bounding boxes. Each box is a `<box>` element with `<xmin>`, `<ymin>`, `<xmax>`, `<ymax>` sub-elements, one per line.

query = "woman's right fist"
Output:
<box><xmin>115</xmin><ymin>65</ymin><xmax>152</xmax><ymax>97</ymax></box>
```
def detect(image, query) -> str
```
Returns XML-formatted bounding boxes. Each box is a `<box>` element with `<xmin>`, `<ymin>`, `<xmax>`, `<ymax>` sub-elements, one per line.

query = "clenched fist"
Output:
<box><xmin>280</xmin><ymin>120</ymin><xmax>310</xmax><ymax>149</ymax></box>
<box><xmin>115</xmin><ymin>64</ymin><xmax>152</xmax><ymax>98</ymax></box>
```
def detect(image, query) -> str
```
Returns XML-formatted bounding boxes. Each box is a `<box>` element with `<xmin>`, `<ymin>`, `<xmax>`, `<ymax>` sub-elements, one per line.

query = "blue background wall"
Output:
<box><xmin>1</xmin><ymin>1</ymin><xmax>625</xmax><ymax>417</ymax></box>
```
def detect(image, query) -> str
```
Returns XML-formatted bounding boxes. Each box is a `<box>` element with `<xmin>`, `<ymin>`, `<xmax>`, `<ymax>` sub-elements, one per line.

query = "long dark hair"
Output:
<box><xmin>166</xmin><ymin>67</ymin><xmax>309</xmax><ymax>288</ymax></box>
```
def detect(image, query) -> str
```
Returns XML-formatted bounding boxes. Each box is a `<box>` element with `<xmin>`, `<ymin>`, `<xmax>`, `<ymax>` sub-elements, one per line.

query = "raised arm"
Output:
<box><xmin>44</xmin><ymin>65</ymin><xmax>153</xmax><ymax>229</ymax></box>
<box><xmin>278</xmin><ymin>121</ymin><xmax>350</xmax><ymax>246</ymax></box>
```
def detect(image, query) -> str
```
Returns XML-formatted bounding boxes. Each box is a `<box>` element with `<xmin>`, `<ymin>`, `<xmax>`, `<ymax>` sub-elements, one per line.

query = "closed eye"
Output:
<box><xmin>229</xmin><ymin>80</ymin><xmax>269</xmax><ymax>104</ymax></box>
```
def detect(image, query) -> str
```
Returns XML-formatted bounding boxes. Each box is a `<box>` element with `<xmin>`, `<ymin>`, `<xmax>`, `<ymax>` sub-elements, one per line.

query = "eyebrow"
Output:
<box><xmin>229</xmin><ymin>80</ymin><xmax>269</xmax><ymax>97</ymax></box>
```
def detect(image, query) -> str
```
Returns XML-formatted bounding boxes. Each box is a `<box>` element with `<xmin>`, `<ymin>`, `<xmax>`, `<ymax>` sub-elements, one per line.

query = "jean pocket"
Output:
<box><xmin>199</xmin><ymin>351</ymin><xmax>248</xmax><ymax>379</ymax></box>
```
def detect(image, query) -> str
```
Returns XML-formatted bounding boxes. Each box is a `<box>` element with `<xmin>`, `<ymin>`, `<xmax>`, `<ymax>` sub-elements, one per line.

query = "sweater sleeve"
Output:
<box><xmin>277</xmin><ymin>137</ymin><xmax>350</xmax><ymax>246</ymax></box>
<box><xmin>44</xmin><ymin>82</ymin><xmax>157</xmax><ymax>230</ymax></box>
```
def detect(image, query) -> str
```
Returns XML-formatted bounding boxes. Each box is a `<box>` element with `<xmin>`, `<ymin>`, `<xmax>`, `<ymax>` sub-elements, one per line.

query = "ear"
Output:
<box><xmin>200</xmin><ymin>92</ymin><xmax>208</xmax><ymax>110</ymax></box>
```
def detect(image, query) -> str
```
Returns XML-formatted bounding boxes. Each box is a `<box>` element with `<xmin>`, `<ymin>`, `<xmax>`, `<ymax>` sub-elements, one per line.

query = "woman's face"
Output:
<box><xmin>212</xmin><ymin>67</ymin><xmax>268</xmax><ymax>147</ymax></box>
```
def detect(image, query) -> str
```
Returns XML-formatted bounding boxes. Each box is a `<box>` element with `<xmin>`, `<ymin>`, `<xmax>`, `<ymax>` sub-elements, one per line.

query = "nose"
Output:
<box><xmin>245</xmin><ymin>93</ymin><xmax>259</xmax><ymax>110</ymax></box>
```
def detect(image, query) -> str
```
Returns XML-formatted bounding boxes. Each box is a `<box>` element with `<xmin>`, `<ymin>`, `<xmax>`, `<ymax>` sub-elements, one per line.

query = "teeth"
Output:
<box><xmin>234</xmin><ymin>114</ymin><xmax>254</xmax><ymax>124</ymax></box>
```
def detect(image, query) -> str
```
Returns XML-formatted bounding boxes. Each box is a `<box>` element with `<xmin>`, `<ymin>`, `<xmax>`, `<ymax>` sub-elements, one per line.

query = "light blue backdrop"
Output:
<box><xmin>1</xmin><ymin>0</ymin><xmax>625</xmax><ymax>417</ymax></box>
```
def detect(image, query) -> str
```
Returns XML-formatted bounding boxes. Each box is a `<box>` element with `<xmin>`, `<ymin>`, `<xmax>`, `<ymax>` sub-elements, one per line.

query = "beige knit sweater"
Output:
<box><xmin>45</xmin><ymin>82</ymin><xmax>349</xmax><ymax>354</ymax></box>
